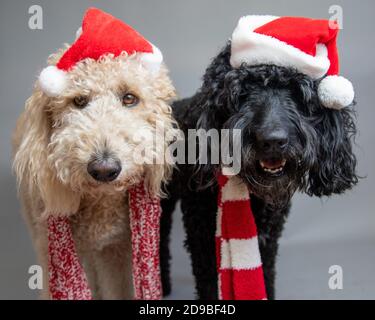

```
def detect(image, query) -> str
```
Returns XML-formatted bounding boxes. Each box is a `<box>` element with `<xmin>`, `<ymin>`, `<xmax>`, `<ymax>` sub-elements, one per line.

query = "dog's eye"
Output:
<box><xmin>73</xmin><ymin>96</ymin><xmax>89</xmax><ymax>108</ymax></box>
<box><xmin>122</xmin><ymin>93</ymin><xmax>139</xmax><ymax>107</ymax></box>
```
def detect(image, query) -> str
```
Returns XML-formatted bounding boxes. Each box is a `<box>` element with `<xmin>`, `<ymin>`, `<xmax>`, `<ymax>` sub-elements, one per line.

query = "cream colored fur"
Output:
<box><xmin>12</xmin><ymin>46</ymin><xmax>177</xmax><ymax>299</ymax></box>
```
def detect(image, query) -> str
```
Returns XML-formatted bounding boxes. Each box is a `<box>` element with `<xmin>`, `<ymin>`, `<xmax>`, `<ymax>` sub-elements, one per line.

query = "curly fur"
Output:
<box><xmin>160</xmin><ymin>43</ymin><xmax>358</xmax><ymax>299</ymax></box>
<box><xmin>13</xmin><ymin>45</ymin><xmax>177</xmax><ymax>299</ymax></box>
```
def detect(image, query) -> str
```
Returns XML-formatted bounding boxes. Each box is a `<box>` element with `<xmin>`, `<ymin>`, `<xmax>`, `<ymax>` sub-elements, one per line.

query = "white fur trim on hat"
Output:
<box><xmin>39</xmin><ymin>65</ymin><xmax>68</xmax><ymax>97</ymax></box>
<box><xmin>139</xmin><ymin>44</ymin><xmax>163</xmax><ymax>74</ymax></box>
<box><xmin>230</xmin><ymin>15</ymin><xmax>330</xmax><ymax>79</ymax></box>
<box><xmin>235</xmin><ymin>15</ymin><xmax>279</xmax><ymax>32</ymax></box>
<box><xmin>318</xmin><ymin>75</ymin><xmax>355</xmax><ymax>109</ymax></box>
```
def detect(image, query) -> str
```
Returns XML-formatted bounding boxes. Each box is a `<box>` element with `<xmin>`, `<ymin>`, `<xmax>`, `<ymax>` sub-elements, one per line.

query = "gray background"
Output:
<box><xmin>0</xmin><ymin>0</ymin><xmax>374</xmax><ymax>299</ymax></box>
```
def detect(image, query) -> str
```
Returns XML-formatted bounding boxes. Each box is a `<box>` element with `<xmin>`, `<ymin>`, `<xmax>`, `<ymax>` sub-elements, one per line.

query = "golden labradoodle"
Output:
<box><xmin>12</xmin><ymin>44</ymin><xmax>177</xmax><ymax>298</ymax></box>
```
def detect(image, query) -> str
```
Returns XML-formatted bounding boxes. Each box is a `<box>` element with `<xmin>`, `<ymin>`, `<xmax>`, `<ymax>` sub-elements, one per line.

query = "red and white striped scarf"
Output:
<box><xmin>216</xmin><ymin>172</ymin><xmax>267</xmax><ymax>300</ymax></box>
<box><xmin>47</xmin><ymin>181</ymin><xmax>162</xmax><ymax>300</ymax></box>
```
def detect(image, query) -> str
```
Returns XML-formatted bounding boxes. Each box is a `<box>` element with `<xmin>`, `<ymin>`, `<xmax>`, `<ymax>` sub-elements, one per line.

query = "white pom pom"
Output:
<box><xmin>39</xmin><ymin>66</ymin><xmax>67</xmax><ymax>97</ymax></box>
<box><xmin>139</xmin><ymin>44</ymin><xmax>163</xmax><ymax>74</ymax></box>
<box><xmin>318</xmin><ymin>75</ymin><xmax>354</xmax><ymax>110</ymax></box>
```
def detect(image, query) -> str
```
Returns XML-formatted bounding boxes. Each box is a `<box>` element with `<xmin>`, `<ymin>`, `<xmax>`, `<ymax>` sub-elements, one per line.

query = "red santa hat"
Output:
<box><xmin>39</xmin><ymin>7</ymin><xmax>163</xmax><ymax>97</ymax></box>
<box><xmin>230</xmin><ymin>15</ymin><xmax>355</xmax><ymax>110</ymax></box>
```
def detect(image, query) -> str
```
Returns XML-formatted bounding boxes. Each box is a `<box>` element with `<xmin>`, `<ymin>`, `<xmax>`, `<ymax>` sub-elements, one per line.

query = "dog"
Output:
<box><xmin>13</xmin><ymin>8</ymin><xmax>177</xmax><ymax>299</ymax></box>
<box><xmin>160</xmin><ymin>38</ymin><xmax>358</xmax><ymax>299</ymax></box>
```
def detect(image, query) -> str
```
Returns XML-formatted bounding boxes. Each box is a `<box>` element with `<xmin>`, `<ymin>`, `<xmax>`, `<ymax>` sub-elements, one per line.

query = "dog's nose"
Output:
<box><xmin>256</xmin><ymin>129</ymin><xmax>288</xmax><ymax>153</ymax></box>
<box><xmin>87</xmin><ymin>158</ymin><xmax>121</xmax><ymax>182</ymax></box>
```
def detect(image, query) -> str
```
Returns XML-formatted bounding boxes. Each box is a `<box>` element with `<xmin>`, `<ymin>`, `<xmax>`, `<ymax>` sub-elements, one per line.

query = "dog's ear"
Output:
<box><xmin>152</xmin><ymin>65</ymin><xmax>177</xmax><ymax>102</ymax></box>
<box><xmin>13</xmin><ymin>87</ymin><xmax>80</xmax><ymax>217</ymax></box>
<box><xmin>306</xmin><ymin>99</ymin><xmax>358</xmax><ymax>196</ymax></box>
<box><xmin>188</xmin><ymin>44</ymin><xmax>234</xmax><ymax>186</ymax></box>
<box><xmin>196</xmin><ymin>43</ymin><xmax>234</xmax><ymax>131</ymax></box>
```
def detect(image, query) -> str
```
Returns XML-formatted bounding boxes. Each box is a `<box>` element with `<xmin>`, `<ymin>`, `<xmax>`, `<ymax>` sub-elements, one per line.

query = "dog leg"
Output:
<box><xmin>160</xmin><ymin>196</ymin><xmax>177</xmax><ymax>296</ymax></box>
<box><xmin>80</xmin><ymin>250</ymin><xmax>100</xmax><ymax>299</ymax></box>
<box><xmin>160</xmin><ymin>171</ymin><xmax>181</xmax><ymax>297</ymax></box>
<box><xmin>92</xmin><ymin>241</ymin><xmax>133</xmax><ymax>299</ymax></box>
<box><xmin>258</xmin><ymin>237</ymin><xmax>278</xmax><ymax>300</ymax></box>
<box><xmin>32</xmin><ymin>222</ymin><xmax>50</xmax><ymax>299</ymax></box>
<box><xmin>252</xmin><ymin>196</ymin><xmax>290</xmax><ymax>300</ymax></box>
<box><xmin>181</xmin><ymin>185</ymin><xmax>219</xmax><ymax>300</ymax></box>
<box><xmin>20</xmin><ymin>194</ymin><xmax>50</xmax><ymax>299</ymax></box>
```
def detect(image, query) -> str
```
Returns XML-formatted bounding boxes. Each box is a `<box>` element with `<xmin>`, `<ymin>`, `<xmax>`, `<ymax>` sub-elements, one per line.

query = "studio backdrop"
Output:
<box><xmin>0</xmin><ymin>0</ymin><xmax>374</xmax><ymax>299</ymax></box>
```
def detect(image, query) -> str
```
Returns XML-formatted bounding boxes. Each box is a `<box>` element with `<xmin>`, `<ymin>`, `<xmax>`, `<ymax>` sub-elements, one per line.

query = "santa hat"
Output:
<box><xmin>230</xmin><ymin>16</ymin><xmax>355</xmax><ymax>110</ymax></box>
<box><xmin>39</xmin><ymin>7</ymin><xmax>163</xmax><ymax>97</ymax></box>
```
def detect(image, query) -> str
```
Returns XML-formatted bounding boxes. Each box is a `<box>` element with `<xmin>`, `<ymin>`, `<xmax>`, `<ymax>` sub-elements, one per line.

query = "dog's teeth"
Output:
<box><xmin>262</xmin><ymin>166</ymin><xmax>284</xmax><ymax>174</ymax></box>
<box><xmin>260</xmin><ymin>159</ymin><xmax>287</xmax><ymax>174</ymax></box>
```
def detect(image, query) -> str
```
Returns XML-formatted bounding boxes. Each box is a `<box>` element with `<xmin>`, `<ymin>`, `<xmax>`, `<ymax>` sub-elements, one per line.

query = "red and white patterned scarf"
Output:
<box><xmin>216</xmin><ymin>172</ymin><xmax>267</xmax><ymax>300</ymax></box>
<box><xmin>47</xmin><ymin>181</ymin><xmax>162</xmax><ymax>300</ymax></box>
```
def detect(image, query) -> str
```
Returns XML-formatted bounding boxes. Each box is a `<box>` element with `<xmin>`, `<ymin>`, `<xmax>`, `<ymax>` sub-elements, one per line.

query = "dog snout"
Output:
<box><xmin>256</xmin><ymin>129</ymin><xmax>288</xmax><ymax>153</ymax></box>
<box><xmin>87</xmin><ymin>157</ymin><xmax>122</xmax><ymax>182</ymax></box>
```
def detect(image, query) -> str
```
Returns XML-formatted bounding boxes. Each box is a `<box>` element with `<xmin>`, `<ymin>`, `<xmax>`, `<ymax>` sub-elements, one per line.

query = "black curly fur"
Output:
<box><xmin>160</xmin><ymin>43</ymin><xmax>358</xmax><ymax>299</ymax></box>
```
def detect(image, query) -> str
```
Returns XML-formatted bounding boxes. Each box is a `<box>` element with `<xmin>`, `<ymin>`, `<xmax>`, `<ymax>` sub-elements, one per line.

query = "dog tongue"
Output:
<box><xmin>261</xmin><ymin>158</ymin><xmax>284</xmax><ymax>169</ymax></box>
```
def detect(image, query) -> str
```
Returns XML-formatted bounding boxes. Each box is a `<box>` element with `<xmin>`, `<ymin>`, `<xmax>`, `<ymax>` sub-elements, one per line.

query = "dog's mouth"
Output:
<box><xmin>257</xmin><ymin>158</ymin><xmax>287</xmax><ymax>177</ymax></box>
